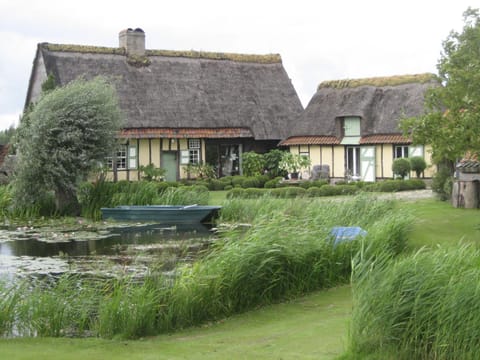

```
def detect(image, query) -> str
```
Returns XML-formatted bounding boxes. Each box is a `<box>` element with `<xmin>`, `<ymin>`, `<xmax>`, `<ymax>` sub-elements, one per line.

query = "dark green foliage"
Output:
<box><xmin>409</xmin><ymin>156</ymin><xmax>427</xmax><ymax>177</ymax></box>
<box><xmin>318</xmin><ymin>185</ymin><xmax>358</xmax><ymax>196</ymax></box>
<box><xmin>241</xmin><ymin>151</ymin><xmax>265</xmax><ymax>177</ymax></box>
<box><xmin>0</xmin><ymin>125</ymin><xmax>16</xmax><ymax>146</ymax></box>
<box><xmin>264</xmin><ymin>177</ymin><xmax>283</xmax><ymax>188</ymax></box>
<box><xmin>41</xmin><ymin>73</ymin><xmax>57</xmax><ymax>93</ymax></box>
<box><xmin>14</xmin><ymin>77</ymin><xmax>123</xmax><ymax>215</ymax></box>
<box><xmin>263</xmin><ymin>149</ymin><xmax>288</xmax><ymax>178</ymax></box>
<box><xmin>299</xmin><ymin>180</ymin><xmax>329</xmax><ymax>189</ymax></box>
<box><xmin>77</xmin><ymin>180</ymin><xmax>209</xmax><ymax>220</ymax></box>
<box><xmin>401</xmin><ymin>8</ymin><xmax>480</xmax><ymax>163</ymax></box>
<box><xmin>431</xmin><ymin>164</ymin><xmax>454</xmax><ymax>200</ymax></box>
<box><xmin>139</xmin><ymin>163</ymin><xmax>166</xmax><ymax>181</ymax></box>
<box><xmin>392</xmin><ymin>158</ymin><xmax>411</xmax><ymax>179</ymax></box>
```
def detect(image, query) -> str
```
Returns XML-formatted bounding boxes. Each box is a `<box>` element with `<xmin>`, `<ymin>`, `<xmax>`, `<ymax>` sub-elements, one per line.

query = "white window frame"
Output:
<box><xmin>188</xmin><ymin>139</ymin><xmax>201</xmax><ymax>164</ymax></box>
<box><xmin>394</xmin><ymin>145</ymin><xmax>409</xmax><ymax>159</ymax></box>
<box><xmin>107</xmin><ymin>145</ymin><xmax>127</xmax><ymax>170</ymax></box>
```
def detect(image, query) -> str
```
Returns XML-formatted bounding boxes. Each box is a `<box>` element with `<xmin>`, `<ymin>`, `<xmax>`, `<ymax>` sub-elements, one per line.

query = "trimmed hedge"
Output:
<box><xmin>226</xmin><ymin>179</ymin><xmax>426</xmax><ymax>199</ymax></box>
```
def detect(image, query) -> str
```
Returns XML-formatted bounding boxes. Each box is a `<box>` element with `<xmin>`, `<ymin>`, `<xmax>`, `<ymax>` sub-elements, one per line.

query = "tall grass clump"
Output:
<box><xmin>13</xmin><ymin>275</ymin><xmax>100</xmax><ymax>337</ymax></box>
<box><xmin>349</xmin><ymin>245</ymin><xmax>480</xmax><ymax>360</ymax></box>
<box><xmin>95</xmin><ymin>276</ymin><xmax>164</xmax><ymax>339</ymax></box>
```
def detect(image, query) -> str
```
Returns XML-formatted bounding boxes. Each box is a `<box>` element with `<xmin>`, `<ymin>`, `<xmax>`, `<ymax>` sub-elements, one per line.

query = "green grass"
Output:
<box><xmin>4</xmin><ymin>193</ymin><xmax>480</xmax><ymax>359</ymax></box>
<box><xmin>0</xmin><ymin>285</ymin><xmax>351</xmax><ymax>360</ymax></box>
<box><xmin>403</xmin><ymin>198</ymin><xmax>480</xmax><ymax>248</ymax></box>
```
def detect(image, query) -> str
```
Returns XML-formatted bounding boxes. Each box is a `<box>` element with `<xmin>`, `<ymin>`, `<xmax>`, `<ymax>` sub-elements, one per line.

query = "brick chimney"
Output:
<box><xmin>119</xmin><ymin>28</ymin><xmax>145</xmax><ymax>56</ymax></box>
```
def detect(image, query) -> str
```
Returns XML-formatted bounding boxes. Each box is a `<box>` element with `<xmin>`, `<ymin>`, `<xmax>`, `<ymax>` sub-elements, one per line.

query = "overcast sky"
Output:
<box><xmin>0</xmin><ymin>0</ymin><xmax>476</xmax><ymax>130</ymax></box>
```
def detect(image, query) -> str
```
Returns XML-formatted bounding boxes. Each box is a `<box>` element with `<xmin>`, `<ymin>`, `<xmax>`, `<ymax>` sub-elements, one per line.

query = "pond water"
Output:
<box><xmin>0</xmin><ymin>222</ymin><xmax>216</xmax><ymax>279</ymax></box>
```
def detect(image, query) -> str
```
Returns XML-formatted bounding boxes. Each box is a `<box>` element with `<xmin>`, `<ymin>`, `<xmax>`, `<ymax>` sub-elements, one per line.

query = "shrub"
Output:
<box><xmin>263</xmin><ymin>149</ymin><xmax>288</xmax><ymax>178</ymax></box>
<box><xmin>264</xmin><ymin>177</ymin><xmax>281</xmax><ymax>188</ymax></box>
<box><xmin>241</xmin><ymin>152</ymin><xmax>265</xmax><ymax>177</ymax></box>
<box><xmin>241</xmin><ymin>177</ymin><xmax>260</xmax><ymax>189</ymax></box>
<box><xmin>431</xmin><ymin>165</ymin><xmax>454</xmax><ymax>201</ymax></box>
<box><xmin>392</xmin><ymin>158</ymin><xmax>411</xmax><ymax>179</ymax></box>
<box><xmin>319</xmin><ymin>185</ymin><xmax>358</xmax><ymax>196</ymax></box>
<box><xmin>206</xmin><ymin>179</ymin><xmax>226</xmax><ymax>191</ymax></box>
<box><xmin>409</xmin><ymin>156</ymin><xmax>427</xmax><ymax>178</ymax></box>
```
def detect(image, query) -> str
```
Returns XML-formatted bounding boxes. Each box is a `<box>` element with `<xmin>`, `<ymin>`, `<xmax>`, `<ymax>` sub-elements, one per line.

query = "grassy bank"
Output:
<box><xmin>0</xmin><ymin>285</ymin><xmax>351</xmax><ymax>360</ymax></box>
<box><xmin>0</xmin><ymin>195</ymin><xmax>409</xmax><ymax>339</ymax></box>
<box><xmin>4</xmin><ymin>194</ymin><xmax>479</xmax><ymax>359</ymax></box>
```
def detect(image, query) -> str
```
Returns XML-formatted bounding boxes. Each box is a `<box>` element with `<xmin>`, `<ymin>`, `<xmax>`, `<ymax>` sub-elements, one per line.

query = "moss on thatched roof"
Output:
<box><xmin>146</xmin><ymin>49</ymin><xmax>281</xmax><ymax>63</ymax></box>
<box><xmin>44</xmin><ymin>43</ymin><xmax>126</xmax><ymax>55</ymax></box>
<box><xmin>318</xmin><ymin>73</ymin><xmax>437</xmax><ymax>90</ymax></box>
<box><xmin>31</xmin><ymin>42</ymin><xmax>301</xmax><ymax>140</ymax></box>
<box><xmin>43</xmin><ymin>43</ymin><xmax>281</xmax><ymax>64</ymax></box>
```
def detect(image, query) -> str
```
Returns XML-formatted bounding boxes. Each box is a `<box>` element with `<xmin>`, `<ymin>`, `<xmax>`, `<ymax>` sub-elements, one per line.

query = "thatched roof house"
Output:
<box><xmin>280</xmin><ymin>74</ymin><xmax>439</xmax><ymax>182</ymax></box>
<box><xmin>25</xmin><ymin>28</ymin><xmax>303</xmax><ymax>180</ymax></box>
<box><xmin>281</xmin><ymin>74</ymin><xmax>437</xmax><ymax>146</ymax></box>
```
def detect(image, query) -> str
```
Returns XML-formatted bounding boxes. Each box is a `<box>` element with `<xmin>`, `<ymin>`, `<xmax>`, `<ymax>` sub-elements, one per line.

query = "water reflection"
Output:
<box><xmin>0</xmin><ymin>223</ymin><xmax>214</xmax><ymax>278</ymax></box>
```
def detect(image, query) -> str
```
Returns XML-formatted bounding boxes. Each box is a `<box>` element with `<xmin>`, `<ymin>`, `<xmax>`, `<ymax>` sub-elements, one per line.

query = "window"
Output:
<box><xmin>107</xmin><ymin>145</ymin><xmax>127</xmax><ymax>170</ymax></box>
<box><xmin>188</xmin><ymin>139</ymin><xmax>200</xmax><ymax>164</ymax></box>
<box><xmin>344</xmin><ymin>117</ymin><xmax>361</xmax><ymax>137</ymax></box>
<box><xmin>394</xmin><ymin>145</ymin><xmax>409</xmax><ymax>158</ymax></box>
<box><xmin>346</xmin><ymin>146</ymin><xmax>361</xmax><ymax>178</ymax></box>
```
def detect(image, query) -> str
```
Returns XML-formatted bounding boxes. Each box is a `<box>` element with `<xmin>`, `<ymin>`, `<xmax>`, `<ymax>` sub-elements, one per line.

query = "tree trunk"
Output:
<box><xmin>55</xmin><ymin>188</ymin><xmax>80</xmax><ymax>215</ymax></box>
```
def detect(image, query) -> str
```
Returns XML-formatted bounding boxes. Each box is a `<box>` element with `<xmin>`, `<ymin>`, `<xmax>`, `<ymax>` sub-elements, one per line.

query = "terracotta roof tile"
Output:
<box><xmin>119</xmin><ymin>127</ymin><xmax>254</xmax><ymax>139</ymax></box>
<box><xmin>279</xmin><ymin>136</ymin><xmax>340</xmax><ymax>146</ymax></box>
<box><xmin>360</xmin><ymin>134</ymin><xmax>411</xmax><ymax>144</ymax></box>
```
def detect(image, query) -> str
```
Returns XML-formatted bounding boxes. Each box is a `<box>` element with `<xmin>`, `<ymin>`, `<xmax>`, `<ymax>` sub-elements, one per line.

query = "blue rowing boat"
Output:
<box><xmin>100</xmin><ymin>204</ymin><xmax>221</xmax><ymax>223</ymax></box>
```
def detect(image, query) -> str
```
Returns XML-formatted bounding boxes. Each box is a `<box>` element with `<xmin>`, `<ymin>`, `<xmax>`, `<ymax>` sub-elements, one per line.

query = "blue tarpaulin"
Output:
<box><xmin>330</xmin><ymin>226</ymin><xmax>367</xmax><ymax>245</ymax></box>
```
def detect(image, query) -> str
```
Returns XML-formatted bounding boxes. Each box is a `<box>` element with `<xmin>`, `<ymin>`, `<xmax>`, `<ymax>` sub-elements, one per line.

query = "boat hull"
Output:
<box><xmin>100</xmin><ymin>205</ymin><xmax>221</xmax><ymax>223</ymax></box>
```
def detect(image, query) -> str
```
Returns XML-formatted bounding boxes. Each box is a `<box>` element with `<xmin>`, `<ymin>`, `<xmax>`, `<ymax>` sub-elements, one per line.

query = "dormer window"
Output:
<box><xmin>340</xmin><ymin>116</ymin><xmax>361</xmax><ymax>145</ymax></box>
<box><xmin>343</xmin><ymin>116</ymin><xmax>361</xmax><ymax>136</ymax></box>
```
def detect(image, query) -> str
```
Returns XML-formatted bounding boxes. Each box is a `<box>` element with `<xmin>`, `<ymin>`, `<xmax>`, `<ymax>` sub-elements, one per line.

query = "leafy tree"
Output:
<box><xmin>0</xmin><ymin>125</ymin><xmax>16</xmax><ymax>145</ymax></box>
<box><xmin>392</xmin><ymin>158</ymin><xmax>411</xmax><ymax>179</ymax></box>
<box><xmin>264</xmin><ymin>149</ymin><xmax>287</xmax><ymax>178</ymax></box>
<box><xmin>401</xmin><ymin>8</ymin><xmax>480</xmax><ymax>163</ymax></box>
<box><xmin>14</xmin><ymin>77</ymin><xmax>123</xmax><ymax>215</ymax></box>
<box><xmin>409</xmin><ymin>156</ymin><xmax>427</xmax><ymax>178</ymax></box>
<box><xmin>241</xmin><ymin>151</ymin><xmax>265</xmax><ymax>177</ymax></box>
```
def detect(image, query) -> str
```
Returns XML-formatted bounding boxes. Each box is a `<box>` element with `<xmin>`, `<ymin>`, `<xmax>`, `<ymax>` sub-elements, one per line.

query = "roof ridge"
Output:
<box><xmin>40</xmin><ymin>43</ymin><xmax>281</xmax><ymax>64</ymax></box>
<box><xmin>317</xmin><ymin>73</ymin><xmax>438</xmax><ymax>90</ymax></box>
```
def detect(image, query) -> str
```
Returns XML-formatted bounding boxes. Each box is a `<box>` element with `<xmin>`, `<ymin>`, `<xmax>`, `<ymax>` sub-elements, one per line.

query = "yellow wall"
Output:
<box><xmin>150</xmin><ymin>139</ymin><xmax>160</xmax><ymax>167</ymax></box>
<box><xmin>138</xmin><ymin>139</ymin><xmax>150</xmax><ymax>167</ymax></box>
<box><xmin>382</xmin><ymin>145</ymin><xmax>394</xmax><ymax>178</ymax></box>
<box><xmin>332</xmin><ymin>146</ymin><xmax>344</xmax><ymax>178</ymax></box>
<box><xmin>288</xmin><ymin>143</ymin><xmax>436</xmax><ymax>181</ymax></box>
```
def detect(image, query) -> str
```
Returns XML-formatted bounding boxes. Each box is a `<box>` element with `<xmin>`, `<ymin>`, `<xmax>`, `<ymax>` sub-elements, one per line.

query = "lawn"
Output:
<box><xmin>0</xmin><ymin>286</ymin><xmax>351</xmax><ymax>360</ymax></box>
<box><xmin>2</xmin><ymin>193</ymin><xmax>478</xmax><ymax>360</ymax></box>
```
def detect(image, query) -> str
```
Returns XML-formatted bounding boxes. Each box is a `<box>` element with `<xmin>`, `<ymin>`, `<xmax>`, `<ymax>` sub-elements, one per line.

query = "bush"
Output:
<box><xmin>264</xmin><ymin>177</ymin><xmax>282</xmax><ymax>188</ymax></box>
<box><xmin>206</xmin><ymin>179</ymin><xmax>226</xmax><ymax>191</ymax></box>
<box><xmin>392</xmin><ymin>158</ymin><xmax>411</xmax><ymax>179</ymax></box>
<box><xmin>409</xmin><ymin>156</ymin><xmax>427</xmax><ymax>178</ymax></box>
<box><xmin>319</xmin><ymin>185</ymin><xmax>358</xmax><ymax>196</ymax></box>
<box><xmin>432</xmin><ymin>165</ymin><xmax>454</xmax><ymax>201</ymax></box>
<box><xmin>241</xmin><ymin>152</ymin><xmax>265</xmax><ymax>177</ymax></box>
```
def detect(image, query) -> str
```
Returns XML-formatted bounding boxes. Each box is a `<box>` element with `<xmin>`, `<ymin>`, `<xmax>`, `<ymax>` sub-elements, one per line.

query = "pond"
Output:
<box><xmin>0</xmin><ymin>222</ymin><xmax>216</xmax><ymax>279</ymax></box>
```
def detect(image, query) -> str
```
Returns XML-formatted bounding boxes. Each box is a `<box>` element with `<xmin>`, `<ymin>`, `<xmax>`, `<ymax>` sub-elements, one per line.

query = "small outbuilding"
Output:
<box><xmin>452</xmin><ymin>160</ymin><xmax>480</xmax><ymax>208</ymax></box>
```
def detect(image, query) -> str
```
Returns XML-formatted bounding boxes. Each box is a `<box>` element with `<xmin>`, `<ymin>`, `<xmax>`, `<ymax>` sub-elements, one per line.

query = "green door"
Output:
<box><xmin>161</xmin><ymin>152</ymin><xmax>178</xmax><ymax>182</ymax></box>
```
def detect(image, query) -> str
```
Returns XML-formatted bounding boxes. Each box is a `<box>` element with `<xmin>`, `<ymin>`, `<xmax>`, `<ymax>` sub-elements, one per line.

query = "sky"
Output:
<box><xmin>0</xmin><ymin>0</ymin><xmax>477</xmax><ymax>130</ymax></box>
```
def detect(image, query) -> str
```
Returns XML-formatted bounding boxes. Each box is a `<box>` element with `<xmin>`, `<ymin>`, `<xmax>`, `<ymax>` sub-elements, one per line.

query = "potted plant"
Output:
<box><xmin>279</xmin><ymin>152</ymin><xmax>312</xmax><ymax>179</ymax></box>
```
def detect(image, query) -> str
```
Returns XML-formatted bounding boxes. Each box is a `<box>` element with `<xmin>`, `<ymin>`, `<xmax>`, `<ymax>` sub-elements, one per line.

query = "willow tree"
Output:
<box><xmin>14</xmin><ymin>77</ymin><xmax>123</xmax><ymax>214</ymax></box>
<box><xmin>401</xmin><ymin>8</ymin><xmax>480</xmax><ymax>163</ymax></box>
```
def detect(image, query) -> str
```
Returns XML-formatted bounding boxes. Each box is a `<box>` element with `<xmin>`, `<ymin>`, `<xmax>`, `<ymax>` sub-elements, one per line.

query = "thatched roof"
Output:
<box><xmin>26</xmin><ymin>43</ymin><xmax>302</xmax><ymax>140</ymax></box>
<box><xmin>280</xmin><ymin>74</ymin><xmax>439</xmax><ymax>145</ymax></box>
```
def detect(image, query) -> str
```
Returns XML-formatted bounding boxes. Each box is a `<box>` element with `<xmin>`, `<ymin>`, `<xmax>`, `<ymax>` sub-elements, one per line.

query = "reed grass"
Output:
<box><xmin>350</xmin><ymin>245</ymin><xmax>480</xmax><ymax>360</ymax></box>
<box><xmin>0</xmin><ymin>194</ymin><xmax>412</xmax><ymax>339</ymax></box>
